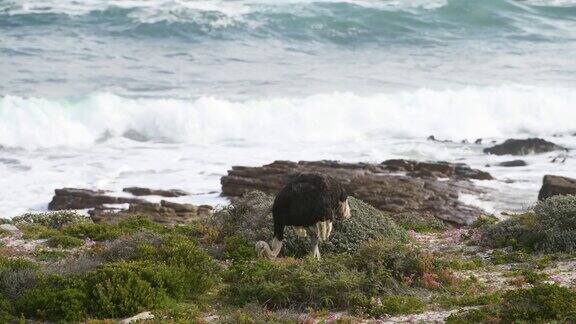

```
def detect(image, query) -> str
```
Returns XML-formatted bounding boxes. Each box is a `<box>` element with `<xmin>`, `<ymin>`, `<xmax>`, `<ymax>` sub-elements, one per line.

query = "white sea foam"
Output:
<box><xmin>3</xmin><ymin>0</ymin><xmax>449</xmax><ymax>16</ymax></box>
<box><xmin>1</xmin><ymin>85</ymin><xmax>575</xmax><ymax>150</ymax></box>
<box><xmin>1</xmin><ymin>86</ymin><xmax>575</xmax><ymax>218</ymax></box>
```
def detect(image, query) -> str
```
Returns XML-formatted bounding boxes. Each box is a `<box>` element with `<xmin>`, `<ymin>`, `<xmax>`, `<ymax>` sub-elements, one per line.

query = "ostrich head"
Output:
<box><xmin>255</xmin><ymin>237</ymin><xmax>283</xmax><ymax>259</ymax></box>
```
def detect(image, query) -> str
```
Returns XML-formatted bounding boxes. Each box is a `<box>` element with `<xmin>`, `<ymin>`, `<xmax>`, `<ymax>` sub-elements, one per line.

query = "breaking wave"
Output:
<box><xmin>1</xmin><ymin>85</ymin><xmax>575</xmax><ymax>149</ymax></box>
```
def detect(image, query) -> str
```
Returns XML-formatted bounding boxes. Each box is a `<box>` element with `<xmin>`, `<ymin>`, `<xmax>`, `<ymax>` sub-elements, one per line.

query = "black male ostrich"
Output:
<box><xmin>256</xmin><ymin>173</ymin><xmax>351</xmax><ymax>260</ymax></box>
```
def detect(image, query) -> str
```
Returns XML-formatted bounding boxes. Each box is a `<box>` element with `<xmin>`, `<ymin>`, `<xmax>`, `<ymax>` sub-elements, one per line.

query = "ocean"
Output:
<box><xmin>1</xmin><ymin>0</ymin><xmax>576</xmax><ymax>217</ymax></box>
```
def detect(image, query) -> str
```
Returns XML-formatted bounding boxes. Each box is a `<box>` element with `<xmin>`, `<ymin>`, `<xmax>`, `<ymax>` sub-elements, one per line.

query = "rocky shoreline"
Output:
<box><xmin>0</xmin><ymin>137</ymin><xmax>575</xmax><ymax>323</ymax></box>
<box><xmin>41</xmin><ymin>136</ymin><xmax>575</xmax><ymax>227</ymax></box>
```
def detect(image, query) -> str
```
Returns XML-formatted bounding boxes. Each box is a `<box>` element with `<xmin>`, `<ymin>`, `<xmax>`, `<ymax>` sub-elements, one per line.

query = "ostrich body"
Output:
<box><xmin>256</xmin><ymin>173</ymin><xmax>351</xmax><ymax>260</ymax></box>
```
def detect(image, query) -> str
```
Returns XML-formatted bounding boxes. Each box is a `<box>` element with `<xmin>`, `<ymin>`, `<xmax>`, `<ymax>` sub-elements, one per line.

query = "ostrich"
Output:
<box><xmin>256</xmin><ymin>173</ymin><xmax>351</xmax><ymax>260</ymax></box>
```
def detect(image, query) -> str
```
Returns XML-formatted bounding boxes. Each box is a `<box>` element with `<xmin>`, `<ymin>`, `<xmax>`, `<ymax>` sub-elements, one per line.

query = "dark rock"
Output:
<box><xmin>551</xmin><ymin>153</ymin><xmax>569</xmax><ymax>164</ymax></box>
<box><xmin>382</xmin><ymin>159</ymin><xmax>493</xmax><ymax>180</ymax></box>
<box><xmin>49</xmin><ymin>187</ymin><xmax>211</xmax><ymax>225</ymax></box>
<box><xmin>484</xmin><ymin>138</ymin><xmax>567</xmax><ymax>156</ymax></box>
<box><xmin>427</xmin><ymin>135</ymin><xmax>453</xmax><ymax>143</ymax></box>
<box><xmin>538</xmin><ymin>175</ymin><xmax>576</xmax><ymax>201</ymax></box>
<box><xmin>122</xmin><ymin>129</ymin><xmax>149</xmax><ymax>142</ymax></box>
<box><xmin>221</xmin><ymin>160</ymin><xmax>489</xmax><ymax>225</ymax></box>
<box><xmin>498</xmin><ymin>160</ymin><xmax>527</xmax><ymax>167</ymax></box>
<box><xmin>123</xmin><ymin>187</ymin><xmax>188</xmax><ymax>197</ymax></box>
<box><xmin>475</xmin><ymin>138</ymin><xmax>482</xmax><ymax>145</ymax></box>
<box><xmin>48</xmin><ymin>188</ymin><xmax>145</xmax><ymax>210</ymax></box>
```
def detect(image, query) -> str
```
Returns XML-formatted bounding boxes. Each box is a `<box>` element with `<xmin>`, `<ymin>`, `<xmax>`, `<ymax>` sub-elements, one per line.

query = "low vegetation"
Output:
<box><xmin>447</xmin><ymin>284</ymin><xmax>576</xmax><ymax>323</ymax></box>
<box><xmin>481</xmin><ymin>195</ymin><xmax>576</xmax><ymax>252</ymax></box>
<box><xmin>0</xmin><ymin>193</ymin><xmax>575</xmax><ymax>321</ymax></box>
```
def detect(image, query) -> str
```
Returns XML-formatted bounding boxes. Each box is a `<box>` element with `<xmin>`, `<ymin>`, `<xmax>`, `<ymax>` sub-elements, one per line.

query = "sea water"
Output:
<box><xmin>1</xmin><ymin>0</ymin><xmax>576</xmax><ymax>217</ymax></box>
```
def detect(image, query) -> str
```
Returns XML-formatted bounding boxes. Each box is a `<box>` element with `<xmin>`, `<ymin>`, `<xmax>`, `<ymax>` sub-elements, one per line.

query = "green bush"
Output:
<box><xmin>118</xmin><ymin>215</ymin><xmax>166</xmax><ymax>234</ymax></box>
<box><xmin>224</xmin><ymin>255</ymin><xmax>365</xmax><ymax>310</ymax></box>
<box><xmin>0</xmin><ymin>294</ymin><xmax>13</xmax><ymax>323</ymax></box>
<box><xmin>446</xmin><ymin>284</ymin><xmax>576</xmax><ymax>323</ymax></box>
<box><xmin>0</xmin><ymin>257</ymin><xmax>39</xmax><ymax>300</ymax></box>
<box><xmin>482</xmin><ymin>195</ymin><xmax>576</xmax><ymax>252</ymax></box>
<box><xmin>500</xmin><ymin>284</ymin><xmax>576</xmax><ymax>322</ymax></box>
<box><xmin>360</xmin><ymin>295</ymin><xmax>425</xmax><ymax>317</ymax></box>
<box><xmin>32</xmin><ymin>249</ymin><xmax>68</xmax><ymax>261</ymax></box>
<box><xmin>48</xmin><ymin>234</ymin><xmax>84</xmax><ymax>249</ymax></box>
<box><xmin>15</xmin><ymin>274</ymin><xmax>87</xmax><ymax>322</ymax></box>
<box><xmin>87</xmin><ymin>264</ymin><xmax>156</xmax><ymax>318</ymax></box>
<box><xmin>224</xmin><ymin>236</ymin><xmax>257</xmax><ymax>263</ymax></box>
<box><xmin>63</xmin><ymin>222</ymin><xmax>122</xmax><ymax>241</ymax></box>
<box><xmin>351</xmin><ymin>239</ymin><xmax>447</xmax><ymax>292</ymax></box>
<box><xmin>135</xmin><ymin>234</ymin><xmax>219</xmax><ymax>299</ymax></box>
<box><xmin>20</xmin><ymin>224</ymin><xmax>60</xmax><ymax>240</ymax></box>
<box><xmin>212</xmin><ymin>191</ymin><xmax>407</xmax><ymax>257</ymax></box>
<box><xmin>446</xmin><ymin>307</ymin><xmax>498</xmax><ymax>324</ymax></box>
<box><xmin>13</xmin><ymin>211</ymin><xmax>89</xmax><ymax>229</ymax></box>
<box><xmin>392</xmin><ymin>212</ymin><xmax>448</xmax><ymax>232</ymax></box>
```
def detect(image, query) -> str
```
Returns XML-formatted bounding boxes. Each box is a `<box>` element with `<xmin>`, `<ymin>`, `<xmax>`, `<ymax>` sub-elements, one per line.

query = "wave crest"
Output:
<box><xmin>1</xmin><ymin>86</ymin><xmax>575</xmax><ymax>149</ymax></box>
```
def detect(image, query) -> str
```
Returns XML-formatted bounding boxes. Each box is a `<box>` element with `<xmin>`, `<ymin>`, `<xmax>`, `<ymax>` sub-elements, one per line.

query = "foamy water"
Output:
<box><xmin>1</xmin><ymin>0</ymin><xmax>576</xmax><ymax>217</ymax></box>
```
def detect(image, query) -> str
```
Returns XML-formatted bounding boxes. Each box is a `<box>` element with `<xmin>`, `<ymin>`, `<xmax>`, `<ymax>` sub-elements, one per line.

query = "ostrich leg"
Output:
<box><xmin>308</xmin><ymin>226</ymin><xmax>321</xmax><ymax>260</ymax></box>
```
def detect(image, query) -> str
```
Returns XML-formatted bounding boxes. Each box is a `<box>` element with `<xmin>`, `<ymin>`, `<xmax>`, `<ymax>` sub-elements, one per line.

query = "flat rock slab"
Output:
<box><xmin>48</xmin><ymin>188</ymin><xmax>212</xmax><ymax>225</ymax></box>
<box><xmin>498</xmin><ymin>160</ymin><xmax>527</xmax><ymax>167</ymax></box>
<box><xmin>484</xmin><ymin>138</ymin><xmax>567</xmax><ymax>156</ymax></box>
<box><xmin>221</xmin><ymin>160</ymin><xmax>491</xmax><ymax>225</ymax></box>
<box><xmin>48</xmin><ymin>188</ymin><xmax>145</xmax><ymax>210</ymax></box>
<box><xmin>123</xmin><ymin>187</ymin><xmax>189</xmax><ymax>197</ymax></box>
<box><xmin>538</xmin><ymin>175</ymin><xmax>576</xmax><ymax>200</ymax></box>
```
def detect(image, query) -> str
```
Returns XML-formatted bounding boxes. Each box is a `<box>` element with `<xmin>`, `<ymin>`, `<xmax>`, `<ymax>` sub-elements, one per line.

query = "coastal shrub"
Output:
<box><xmin>63</xmin><ymin>222</ymin><xmax>122</xmax><ymax>241</ymax></box>
<box><xmin>15</xmin><ymin>274</ymin><xmax>87</xmax><ymax>322</ymax></box>
<box><xmin>13</xmin><ymin>211</ymin><xmax>88</xmax><ymax>229</ymax></box>
<box><xmin>223</xmin><ymin>235</ymin><xmax>257</xmax><ymax>262</ymax></box>
<box><xmin>352</xmin><ymin>239</ymin><xmax>454</xmax><ymax>292</ymax></box>
<box><xmin>0</xmin><ymin>228</ymin><xmax>10</xmax><ymax>238</ymax></box>
<box><xmin>0</xmin><ymin>257</ymin><xmax>39</xmax><ymax>300</ymax></box>
<box><xmin>0</xmin><ymin>295</ymin><xmax>13</xmax><ymax>323</ymax></box>
<box><xmin>446</xmin><ymin>307</ymin><xmax>498</xmax><ymax>324</ymax></box>
<box><xmin>32</xmin><ymin>249</ymin><xmax>68</xmax><ymax>261</ymax></box>
<box><xmin>446</xmin><ymin>284</ymin><xmax>576</xmax><ymax>323</ymax></box>
<box><xmin>99</xmin><ymin>230</ymin><xmax>163</xmax><ymax>262</ymax></box>
<box><xmin>392</xmin><ymin>212</ymin><xmax>448</xmax><ymax>232</ymax></box>
<box><xmin>46</xmin><ymin>254</ymin><xmax>103</xmax><ymax>275</ymax></box>
<box><xmin>48</xmin><ymin>234</ymin><xmax>84</xmax><ymax>249</ymax></box>
<box><xmin>509</xmin><ymin>268</ymin><xmax>549</xmax><ymax>285</ymax></box>
<box><xmin>500</xmin><ymin>284</ymin><xmax>576</xmax><ymax>322</ymax></box>
<box><xmin>213</xmin><ymin>191</ymin><xmax>407</xmax><ymax>257</ymax></box>
<box><xmin>87</xmin><ymin>264</ymin><xmax>156</xmax><ymax>318</ymax></box>
<box><xmin>135</xmin><ymin>234</ymin><xmax>219</xmax><ymax>298</ymax></box>
<box><xmin>224</xmin><ymin>255</ymin><xmax>365</xmax><ymax>309</ymax></box>
<box><xmin>118</xmin><ymin>215</ymin><xmax>166</xmax><ymax>234</ymax></box>
<box><xmin>19</xmin><ymin>224</ymin><xmax>60</xmax><ymax>240</ymax></box>
<box><xmin>210</xmin><ymin>191</ymin><xmax>274</xmax><ymax>244</ymax></box>
<box><xmin>357</xmin><ymin>295</ymin><xmax>426</xmax><ymax>317</ymax></box>
<box><xmin>482</xmin><ymin>195</ymin><xmax>576</xmax><ymax>252</ymax></box>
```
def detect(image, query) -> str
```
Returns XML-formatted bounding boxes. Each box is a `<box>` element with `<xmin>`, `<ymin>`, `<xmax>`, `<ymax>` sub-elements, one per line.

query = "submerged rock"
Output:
<box><xmin>498</xmin><ymin>160</ymin><xmax>527</xmax><ymax>167</ymax></box>
<box><xmin>484</xmin><ymin>138</ymin><xmax>567</xmax><ymax>156</ymax></box>
<box><xmin>538</xmin><ymin>175</ymin><xmax>576</xmax><ymax>201</ymax></box>
<box><xmin>221</xmin><ymin>160</ymin><xmax>490</xmax><ymax>225</ymax></box>
<box><xmin>123</xmin><ymin>187</ymin><xmax>188</xmax><ymax>197</ymax></box>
